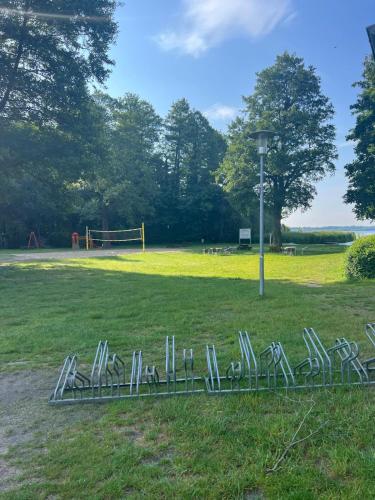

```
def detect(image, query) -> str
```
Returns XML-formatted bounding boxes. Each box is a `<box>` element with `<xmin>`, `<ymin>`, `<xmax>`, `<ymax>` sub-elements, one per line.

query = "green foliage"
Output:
<box><xmin>344</xmin><ymin>57</ymin><xmax>375</xmax><ymax>221</ymax></box>
<box><xmin>0</xmin><ymin>120</ymin><xmax>88</xmax><ymax>246</ymax></box>
<box><xmin>283</xmin><ymin>231</ymin><xmax>355</xmax><ymax>244</ymax></box>
<box><xmin>218</xmin><ymin>52</ymin><xmax>337</xmax><ymax>248</ymax></box>
<box><xmin>0</xmin><ymin>92</ymin><xmax>239</xmax><ymax>247</ymax></box>
<box><xmin>345</xmin><ymin>235</ymin><xmax>375</xmax><ymax>280</ymax></box>
<box><xmin>158</xmin><ymin>98</ymin><xmax>231</xmax><ymax>242</ymax></box>
<box><xmin>76</xmin><ymin>92</ymin><xmax>163</xmax><ymax>231</ymax></box>
<box><xmin>0</xmin><ymin>0</ymin><xmax>118</xmax><ymax>123</ymax></box>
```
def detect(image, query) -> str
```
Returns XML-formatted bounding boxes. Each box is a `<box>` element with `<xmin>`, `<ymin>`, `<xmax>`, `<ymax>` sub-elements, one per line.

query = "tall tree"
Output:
<box><xmin>0</xmin><ymin>119</ymin><xmax>88</xmax><ymax>246</ymax></box>
<box><xmin>344</xmin><ymin>57</ymin><xmax>375</xmax><ymax>220</ymax></box>
<box><xmin>0</xmin><ymin>0</ymin><xmax>118</xmax><ymax>123</ymax></box>
<box><xmin>158</xmin><ymin>99</ymin><xmax>227</xmax><ymax>241</ymax></box>
<box><xmin>218</xmin><ymin>53</ymin><xmax>337</xmax><ymax>249</ymax></box>
<box><xmin>77</xmin><ymin>93</ymin><xmax>162</xmax><ymax>232</ymax></box>
<box><xmin>162</xmin><ymin>99</ymin><xmax>193</xmax><ymax>211</ymax></box>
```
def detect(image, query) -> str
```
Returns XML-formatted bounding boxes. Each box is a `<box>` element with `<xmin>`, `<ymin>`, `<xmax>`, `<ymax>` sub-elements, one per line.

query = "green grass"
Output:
<box><xmin>1</xmin><ymin>247</ymin><xmax>375</xmax><ymax>498</ymax></box>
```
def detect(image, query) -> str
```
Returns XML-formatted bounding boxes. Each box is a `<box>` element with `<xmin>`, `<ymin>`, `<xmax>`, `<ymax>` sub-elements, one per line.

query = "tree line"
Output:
<box><xmin>0</xmin><ymin>1</ymin><xmax>373</xmax><ymax>249</ymax></box>
<box><xmin>0</xmin><ymin>92</ymin><xmax>240</xmax><ymax>247</ymax></box>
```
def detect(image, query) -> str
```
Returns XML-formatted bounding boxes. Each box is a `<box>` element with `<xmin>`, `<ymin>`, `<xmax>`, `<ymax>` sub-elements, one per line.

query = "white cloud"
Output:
<box><xmin>155</xmin><ymin>0</ymin><xmax>294</xmax><ymax>57</ymax></box>
<box><xmin>203</xmin><ymin>103</ymin><xmax>238</xmax><ymax>121</ymax></box>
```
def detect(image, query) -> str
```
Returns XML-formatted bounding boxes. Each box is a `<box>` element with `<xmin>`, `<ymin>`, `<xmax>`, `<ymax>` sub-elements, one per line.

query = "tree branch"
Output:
<box><xmin>266</xmin><ymin>400</ymin><xmax>328</xmax><ymax>474</ymax></box>
<box><xmin>0</xmin><ymin>4</ymin><xmax>30</xmax><ymax>114</ymax></box>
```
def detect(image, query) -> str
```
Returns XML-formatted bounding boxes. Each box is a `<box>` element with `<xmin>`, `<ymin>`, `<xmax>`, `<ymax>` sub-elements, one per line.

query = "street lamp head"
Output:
<box><xmin>367</xmin><ymin>24</ymin><xmax>375</xmax><ymax>59</ymax></box>
<box><xmin>249</xmin><ymin>129</ymin><xmax>277</xmax><ymax>155</ymax></box>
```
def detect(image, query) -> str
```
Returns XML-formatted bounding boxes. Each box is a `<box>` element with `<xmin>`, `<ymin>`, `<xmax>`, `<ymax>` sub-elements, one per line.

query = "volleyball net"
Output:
<box><xmin>86</xmin><ymin>223</ymin><xmax>145</xmax><ymax>251</ymax></box>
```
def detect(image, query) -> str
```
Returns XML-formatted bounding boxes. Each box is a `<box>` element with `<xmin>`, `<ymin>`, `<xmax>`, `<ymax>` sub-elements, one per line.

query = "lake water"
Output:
<box><xmin>338</xmin><ymin>229</ymin><xmax>375</xmax><ymax>246</ymax></box>
<box><xmin>355</xmin><ymin>229</ymin><xmax>375</xmax><ymax>237</ymax></box>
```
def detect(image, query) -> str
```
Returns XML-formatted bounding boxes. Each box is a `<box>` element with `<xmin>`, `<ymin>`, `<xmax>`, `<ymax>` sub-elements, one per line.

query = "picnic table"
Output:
<box><xmin>282</xmin><ymin>245</ymin><xmax>297</xmax><ymax>256</ymax></box>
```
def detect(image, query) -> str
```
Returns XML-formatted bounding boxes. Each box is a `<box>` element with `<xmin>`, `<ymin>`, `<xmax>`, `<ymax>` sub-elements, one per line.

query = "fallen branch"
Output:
<box><xmin>266</xmin><ymin>400</ymin><xmax>328</xmax><ymax>474</ymax></box>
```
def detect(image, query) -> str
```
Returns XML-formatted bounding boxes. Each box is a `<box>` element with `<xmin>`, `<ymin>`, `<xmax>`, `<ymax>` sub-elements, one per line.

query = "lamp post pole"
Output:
<box><xmin>259</xmin><ymin>152</ymin><xmax>265</xmax><ymax>296</ymax></box>
<box><xmin>249</xmin><ymin>130</ymin><xmax>276</xmax><ymax>297</ymax></box>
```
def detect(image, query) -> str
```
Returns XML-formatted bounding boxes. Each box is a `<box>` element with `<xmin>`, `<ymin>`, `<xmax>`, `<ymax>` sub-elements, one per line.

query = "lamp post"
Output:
<box><xmin>366</xmin><ymin>24</ymin><xmax>375</xmax><ymax>59</ymax></box>
<box><xmin>249</xmin><ymin>130</ymin><xmax>276</xmax><ymax>297</ymax></box>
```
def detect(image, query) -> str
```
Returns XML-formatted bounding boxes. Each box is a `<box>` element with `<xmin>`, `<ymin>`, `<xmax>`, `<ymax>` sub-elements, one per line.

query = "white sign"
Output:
<box><xmin>239</xmin><ymin>228</ymin><xmax>251</xmax><ymax>240</ymax></box>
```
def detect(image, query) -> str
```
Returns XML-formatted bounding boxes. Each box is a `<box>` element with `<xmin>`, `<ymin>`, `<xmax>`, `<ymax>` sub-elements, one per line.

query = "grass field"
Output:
<box><xmin>1</xmin><ymin>246</ymin><xmax>375</xmax><ymax>498</ymax></box>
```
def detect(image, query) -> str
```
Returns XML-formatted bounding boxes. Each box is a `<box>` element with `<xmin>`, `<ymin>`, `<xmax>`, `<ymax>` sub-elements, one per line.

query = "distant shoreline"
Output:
<box><xmin>290</xmin><ymin>226</ymin><xmax>375</xmax><ymax>233</ymax></box>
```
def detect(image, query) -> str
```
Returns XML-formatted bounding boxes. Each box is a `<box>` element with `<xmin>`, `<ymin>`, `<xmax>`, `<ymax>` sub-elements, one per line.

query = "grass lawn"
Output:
<box><xmin>1</xmin><ymin>246</ymin><xmax>375</xmax><ymax>498</ymax></box>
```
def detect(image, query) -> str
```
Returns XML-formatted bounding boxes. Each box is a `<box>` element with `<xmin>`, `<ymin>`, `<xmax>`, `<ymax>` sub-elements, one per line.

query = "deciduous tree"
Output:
<box><xmin>0</xmin><ymin>0</ymin><xmax>118</xmax><ymax>123</ymax></box>
<box><xmin>344</xmin><ymin>57</ymin><xmax>375</xmax><ymax>221</ymax></box>
<box><xmin>218</xmin><ymin>53</ymin><xmax>337</xmax><ymax>249</ymax></box>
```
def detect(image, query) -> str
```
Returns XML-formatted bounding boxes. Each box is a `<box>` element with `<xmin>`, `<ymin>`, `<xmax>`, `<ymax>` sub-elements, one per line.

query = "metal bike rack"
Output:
<box><xmin>204</xmin><ymin>327</ymin><xmax>375</xmax><ymax>395</ymax></box>
<box><xmin>363</xmin><ymin>323</ymin><xmax>375</xmax><ymax>374</ymax></box>
<box><xmin>49</xmin><ymin>336</ymin><xmax>204</xmax><ymax>405</ymax></box>
<box><xmin>294</xmin><ymin>328</ymin><xmax>332</xmax><ymax>386</ymax></box>
<box><xmin>50</xmin><ymin>324</ymin><xmax>375</xmax><ymax>405</ymax></box>
<box><xmin>295</xmin><ymin>328</ymin><xmax>372</xmax><ymax>388</ymax></box>
<box><xmin>327</xmin><ymin>337</ymin><xmax>369</xmax><ymax>385</ymax></box>
<box><xmin>205</xmin><ymin>332</ymin><xmax>295</xmax><ymax>394</ymax></box>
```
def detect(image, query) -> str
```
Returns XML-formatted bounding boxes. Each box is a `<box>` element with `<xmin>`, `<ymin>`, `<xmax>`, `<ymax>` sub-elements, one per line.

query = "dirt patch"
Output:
<box><xmin>141</xmin><ymin>448</ymin><xmax>174</xmax><ymax>466</ymax></box>
<box><xmin>0</xmin><ymin>369</ymin><xmax>105</xmax><ymax>492</ymax></box>
<box><xmin>0</xmin><ymin>247</ymin><xmax>185</xmax><ymax>264</ymax></box>
<box><xmin>244</xmin><ymin>488</ymin><xmax>265</xmax><ymax>499</ymax></box>
<box><xmin>0</xmin><ymin>458</ymin><xmax>20</xmax><ymax>492</ymax></box>
<box><xmin>122</xmin><ymin>428</ymin><xmax>146</xmax><ymax>447</ymax></box>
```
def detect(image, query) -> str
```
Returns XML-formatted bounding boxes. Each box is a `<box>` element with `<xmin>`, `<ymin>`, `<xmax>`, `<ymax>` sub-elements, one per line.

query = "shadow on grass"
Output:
<box><xmin>1</xmin><ymin>259</ymin><xmax>374</xmax><ymax>372</ymax></box>
<box><xmin>90</xmin><ymin>255</ymin><xmax>142</xmax><ymax>263</ymax></box>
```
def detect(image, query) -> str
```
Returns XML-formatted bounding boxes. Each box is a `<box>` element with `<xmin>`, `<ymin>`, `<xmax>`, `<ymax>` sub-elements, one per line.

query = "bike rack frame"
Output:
<box><xmin>50</xmin><ymin>324</ymin><xmax>375</xmax><ymax>405</ymax></box>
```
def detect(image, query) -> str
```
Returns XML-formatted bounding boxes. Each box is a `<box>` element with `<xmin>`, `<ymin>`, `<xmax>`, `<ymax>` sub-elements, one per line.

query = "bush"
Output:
<box><xmin>282</xmin><ymin>231</ymin><xmax>355</xmax><ymax>245</ymax></box>
<box><xmin>345</xmin><ymin>235</ymin><xmax>375</xmax><ymax>280</ymax></box>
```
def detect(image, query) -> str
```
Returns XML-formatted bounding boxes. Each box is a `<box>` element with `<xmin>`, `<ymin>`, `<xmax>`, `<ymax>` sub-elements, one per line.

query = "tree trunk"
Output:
<box><xmin>272</xmin><ymin>207</ymin><xmax>283</xmax><ymax>251</ymax></box>
<box><xmin>0</xmin><ymin>10</ymin><xmax>29</xmax><ymax>114</ymax></box>
<box><xmin>101</xmin><ymin>204</ymin><xmax>110</xmax><ymax>249</ymax></box>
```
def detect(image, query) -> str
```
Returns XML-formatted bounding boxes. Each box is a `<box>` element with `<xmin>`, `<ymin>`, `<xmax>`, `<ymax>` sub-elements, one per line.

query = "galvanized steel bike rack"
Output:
<box><xmin>205</xmin><ymin>332</ymin><xmax>295</xmax><ymax>394</ymax></box>
<box><xmin>363</xmin><ymin>323</ymin><xmax>375</xmax><ymax>373</ymax></box>
<box><xmin>50</xmin><ymin>324</ymin><xmax>375</xmax><ymax>405</ymax></box>
<box><xmin>294</xmin><ymin>328</ymin><xmax>370</xmax><ymax>387</ymax></box>
<box><xmin>49</xmin><ymin>336</ymin><xmax>204</xmax><ymax>404</ymax></box>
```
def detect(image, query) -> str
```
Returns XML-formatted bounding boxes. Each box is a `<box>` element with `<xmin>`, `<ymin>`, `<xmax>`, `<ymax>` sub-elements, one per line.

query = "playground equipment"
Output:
<box><xmin>27</xmin><ymin>231</ymin><xmax>40</xmax><ymax>249</ymax></box>
<box><xmin>49</xmin><ymin>323</ymin><xmax>375</xmax><ymax>405</ymax></box>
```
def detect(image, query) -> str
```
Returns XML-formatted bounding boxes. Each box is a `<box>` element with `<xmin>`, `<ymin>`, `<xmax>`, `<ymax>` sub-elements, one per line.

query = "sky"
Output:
<box><xmin>106</xmin><ymin>0</ymin><xmax>374</xmax><ymax>227</ymax></box>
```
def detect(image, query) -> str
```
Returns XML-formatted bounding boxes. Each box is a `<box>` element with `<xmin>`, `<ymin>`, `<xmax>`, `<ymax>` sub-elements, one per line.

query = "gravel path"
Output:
<box><xmin>0</xmin><ymin>247</ymin><xmax>184</xmax><ymax>263</ymax></box>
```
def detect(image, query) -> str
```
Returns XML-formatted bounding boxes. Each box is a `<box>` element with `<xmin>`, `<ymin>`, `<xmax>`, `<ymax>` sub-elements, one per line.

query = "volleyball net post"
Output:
<box><xmin>85</xmin><ymin>224</ymin><xmax>145</xmax><ymax>251</ymax></box>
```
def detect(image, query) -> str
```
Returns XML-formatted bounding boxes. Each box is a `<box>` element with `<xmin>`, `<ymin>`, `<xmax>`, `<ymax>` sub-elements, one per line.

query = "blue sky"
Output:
<box><xmin>106</xmin><ymin>0</ymin><xmax>374</xmax><ymax>227</ymax></box>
